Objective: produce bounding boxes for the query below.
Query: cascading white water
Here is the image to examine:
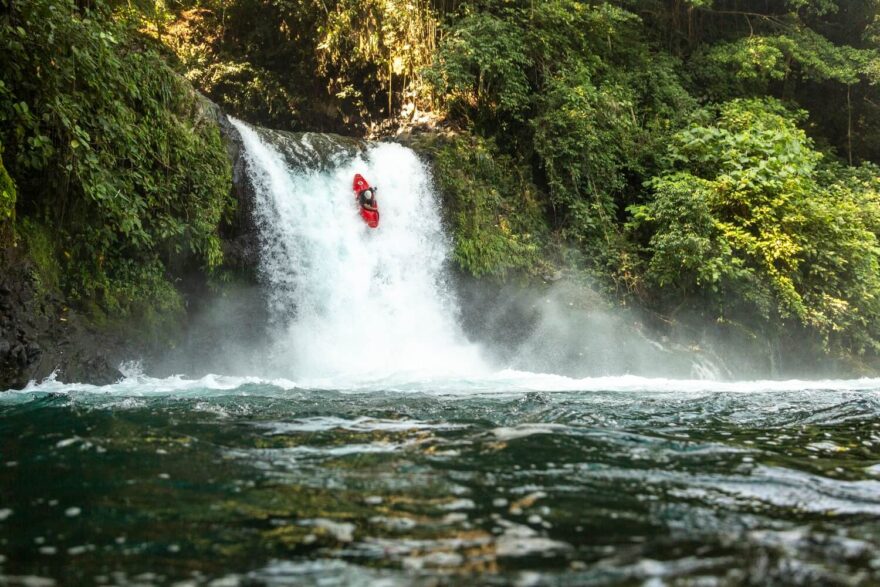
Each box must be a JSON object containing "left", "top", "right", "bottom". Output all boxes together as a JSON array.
[{"left": 232, "top": 119, "right": 488, "bottom": 382}]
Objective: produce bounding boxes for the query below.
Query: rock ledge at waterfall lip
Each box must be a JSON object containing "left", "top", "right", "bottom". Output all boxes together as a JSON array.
[{"left": 215, "top": 113, "right": 368, "bottom": 280}]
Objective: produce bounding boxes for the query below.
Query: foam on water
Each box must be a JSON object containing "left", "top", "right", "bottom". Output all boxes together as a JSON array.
[{"left": 6, "top": 367, "right": 880, "bottom": 400}]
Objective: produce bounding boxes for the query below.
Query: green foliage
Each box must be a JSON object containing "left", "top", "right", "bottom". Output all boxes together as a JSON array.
[
  {"left": 150, "top": 0, "right": 439, "bottom": 128},
  {"left": 697, "top": 29, "right": 875, "bottom": 97},
  {"left": 631, "top": 98, "right": 880, "bottom": 355},
  {"left": 522, "top": 7, "right": 695, "bottom": 286},
  {"left": 155, "top": 5, "right": 307, "bottom": 130},
  {"left": 17, "top": 219, "right": 61, "bottom": 293},
  {"left": 431, "top": 134, "right": 549, "bottom": 278},
  {"left": 533, "top": 64, "right": 637, "bottom": 231},
  {"left": 0, "top": 145, "right": 15, "bottom": 244},
  {"left": 528, "top": 0, "right": 641, "bottom": 67},
  {"left": 428, "top": 11, "right": 530, "bottom": 123},
  {"left": 97, "top": 258, "right": 183, "bottom": 321},
  {"left": 0, "top": 0, "right": 232, "bottom": 316},
  {"left": 629, "top": 173, "right": 742, "bottom": 294},
  {"left": 318, "top": 0, "right": 437, "bottom": 115},
  {"left": 786, "top": 0, "right": 839, "bottom": 16},
  {"left": 531, "top": 63, "right": 643, "bottom": 287},
  {"left": 189, "top": 62, "right": 300, "bottom": 130},
  {"left": 634, "top": 99, "right": 822, "bottom": 316}
]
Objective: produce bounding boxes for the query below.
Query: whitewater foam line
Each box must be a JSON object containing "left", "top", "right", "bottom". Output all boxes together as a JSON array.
[
  {"left": 9, "top": 371, "right": 299, "bottom": 396},
  {"left": 5, "top": 370, "right": 880, "bottom": 398}
]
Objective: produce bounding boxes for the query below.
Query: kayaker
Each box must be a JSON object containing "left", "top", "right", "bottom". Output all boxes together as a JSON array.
[{"left": 358, "top": 186, "right": 378, "bottom": 211}]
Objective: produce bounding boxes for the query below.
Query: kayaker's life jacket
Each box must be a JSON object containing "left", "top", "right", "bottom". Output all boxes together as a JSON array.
[{"left": 358, "top": 188, "right": 376, "bottom": 207}]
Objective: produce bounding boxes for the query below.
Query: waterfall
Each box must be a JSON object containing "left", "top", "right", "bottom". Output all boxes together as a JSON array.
[{"left": 231, "top": 119, "right": 487, "bottom": 383}]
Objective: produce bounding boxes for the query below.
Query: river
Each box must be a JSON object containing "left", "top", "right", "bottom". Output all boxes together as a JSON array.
[{"left": 1, "top": 122, "right": 878, "bottom": 586}]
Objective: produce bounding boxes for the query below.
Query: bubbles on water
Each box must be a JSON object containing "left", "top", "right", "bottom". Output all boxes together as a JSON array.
[
  {"left": 494, "top": 520, "right": 571, "bottom": 558},
  {"left": 3, "top": 381, "right": 880, "bottom": 584},
  {"left": 309, "top": 520, "right": 356, "bottom": 542},
  {"left": 55, "top": 437, "right": 79, "bottom": 449}
]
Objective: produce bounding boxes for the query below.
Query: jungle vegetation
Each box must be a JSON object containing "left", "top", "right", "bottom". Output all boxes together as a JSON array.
[
  {"left": 0, "top": 0, "right": 232, "bottom": 324},
  {"left": 2, "top": 0, "right": 880, "bottom": 367}
]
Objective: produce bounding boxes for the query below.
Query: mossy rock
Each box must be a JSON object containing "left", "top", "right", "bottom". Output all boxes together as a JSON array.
[
  {"left": 0, "top": 147, "right": 15, "bottom": 246},
  {"left": 17, "top": 219, "right": 60, "bottom": 295},
  {"left": 415, "top": 131, "right": 553, "bottom": 280}
]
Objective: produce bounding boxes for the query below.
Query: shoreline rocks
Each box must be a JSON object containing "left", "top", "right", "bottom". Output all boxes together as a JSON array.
[{"left": 0, "top": 249, "right": 123, "bottom": 389}]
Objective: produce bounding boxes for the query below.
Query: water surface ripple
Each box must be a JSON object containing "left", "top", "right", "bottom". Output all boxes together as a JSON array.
[{"left": 2, "top": 377, "right": 880, "bottom": 585}]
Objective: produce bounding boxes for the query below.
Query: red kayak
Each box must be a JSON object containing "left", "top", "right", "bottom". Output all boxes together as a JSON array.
[{"left": 353, "top": 173, "right": 379, "bottom": 228}]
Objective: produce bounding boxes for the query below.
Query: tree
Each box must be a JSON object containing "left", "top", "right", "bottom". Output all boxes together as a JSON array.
[{"left": 631, "top": 98, "right": 880, "bottom": 356}]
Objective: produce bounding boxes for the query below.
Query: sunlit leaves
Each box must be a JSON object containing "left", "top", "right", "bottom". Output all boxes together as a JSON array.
[
  {"left": 633, "top": 98, "right": 880, "bottom": 355},
  {"left": 318, "top": 0, "right": 438, "bottom": 116},
  {"left": 428, "top": 12, "right": 530, "bottom": 121}
]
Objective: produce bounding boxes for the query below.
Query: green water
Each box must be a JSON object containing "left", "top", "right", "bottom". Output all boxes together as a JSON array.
[{"left": 1, "top": 379, "right": 879, "bottom": 585}]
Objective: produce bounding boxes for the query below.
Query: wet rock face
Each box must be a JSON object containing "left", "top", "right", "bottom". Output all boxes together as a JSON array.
[
  {"left": 193, "top": 92, "right": 259, "bottom": 276},
  {"left": 0, "top": 251, "right": 122, "bottom": 390},
  {"left": 214, "top": 108, "right": 261, "bottom": 277},
  {"left": 0, "top": 271, "right": 40, "bottom": 388}
]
